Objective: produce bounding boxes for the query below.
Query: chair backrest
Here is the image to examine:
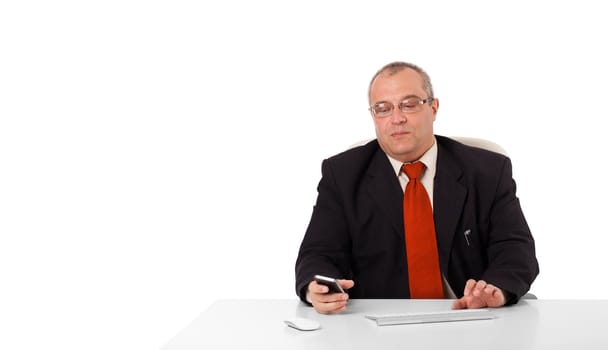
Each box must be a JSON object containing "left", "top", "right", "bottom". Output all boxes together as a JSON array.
[{"left": 449, "top": 136, "right": 507, "bottom": 156}]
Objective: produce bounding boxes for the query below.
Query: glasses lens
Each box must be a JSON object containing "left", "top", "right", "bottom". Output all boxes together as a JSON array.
[
  {"left": 399, "top": 97, "right": 423, "bottom": 112},
  {"left": 372, "top": 102, "right": 393, "bottom": 117}
]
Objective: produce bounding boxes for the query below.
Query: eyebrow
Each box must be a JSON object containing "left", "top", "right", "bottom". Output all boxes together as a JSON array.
[{"left": 372, "top": 94, "right": 423, "bottom": 105}]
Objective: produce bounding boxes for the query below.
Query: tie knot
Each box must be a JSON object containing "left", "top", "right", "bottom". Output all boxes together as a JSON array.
[{"left": 402, "top": 162, "right": 425, "bottom": 180}]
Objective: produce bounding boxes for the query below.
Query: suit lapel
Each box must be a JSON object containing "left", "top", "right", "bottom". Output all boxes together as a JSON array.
[
  {"left": 363, "top": 140, "right": 468, "bottom": 268},
  {"left": 365, "top": 149, "right": 405, "bottom": 242},
  {"left": 433, "top": 141, "right": 467, "bottom": 274}
]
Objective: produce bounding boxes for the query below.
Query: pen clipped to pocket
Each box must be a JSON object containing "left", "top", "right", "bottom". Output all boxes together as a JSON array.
[{"left": 464, "top": 229, "right": 471, "bottom": 246}]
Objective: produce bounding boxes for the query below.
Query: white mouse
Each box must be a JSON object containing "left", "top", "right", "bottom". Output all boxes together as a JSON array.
[{"left": 284, "top": 317, "right": 321, "bottom": 331}]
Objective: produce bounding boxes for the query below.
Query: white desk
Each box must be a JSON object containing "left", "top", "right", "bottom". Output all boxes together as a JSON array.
[{"left": 161, "top": 299, "right": 608, "bottom": 349}]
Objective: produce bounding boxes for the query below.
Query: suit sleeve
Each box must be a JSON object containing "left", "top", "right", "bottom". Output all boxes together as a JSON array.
[
  {"left": 482, "top": 157, "right": 539, "bottom": 303},
  {"left": 294, "top": 159, "right": 352, "bottom": 303}
]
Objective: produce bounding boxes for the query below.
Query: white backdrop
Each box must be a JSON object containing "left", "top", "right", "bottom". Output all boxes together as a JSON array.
[{"left": 1, "top": 1, "right": 607, "bottom": 349}]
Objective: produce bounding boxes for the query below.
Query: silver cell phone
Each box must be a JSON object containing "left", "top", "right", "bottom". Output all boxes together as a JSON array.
[{"left": 314, "top": 274, "right": 345, "bottom": 293}]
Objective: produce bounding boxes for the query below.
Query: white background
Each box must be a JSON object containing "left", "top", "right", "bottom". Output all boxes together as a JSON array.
[{"left": 1, "top": 1, "right": 607, "bottom": 349}]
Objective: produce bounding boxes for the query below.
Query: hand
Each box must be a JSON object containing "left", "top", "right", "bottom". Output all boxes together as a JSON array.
[
  {"left": 452, "top": 279, "right": 506, "bottom": 309},
  {"left": 307, "top": 279, "right": 355, "bottom": 314}
]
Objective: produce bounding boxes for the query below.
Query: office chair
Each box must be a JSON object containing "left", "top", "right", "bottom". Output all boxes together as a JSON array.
[
  {"left": 448, "top": 136, "right": 508, "bottom": 156},
  {"left": 521, "top": 292, "right": 537, "bottom": 299}
]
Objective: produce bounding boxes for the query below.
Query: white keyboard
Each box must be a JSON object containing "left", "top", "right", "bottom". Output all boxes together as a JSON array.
[{"left": 365, "top": 309, "right": 495, "bottom": 326}]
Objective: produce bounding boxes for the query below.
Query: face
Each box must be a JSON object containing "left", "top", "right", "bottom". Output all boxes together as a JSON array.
[{"left": 369, "top": 68, "right": 438, "bottom": 163}]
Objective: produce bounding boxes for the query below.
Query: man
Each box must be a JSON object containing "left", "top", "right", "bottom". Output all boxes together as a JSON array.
[{"left": 295, "top": 61, "right": 539, "bottom": 314}]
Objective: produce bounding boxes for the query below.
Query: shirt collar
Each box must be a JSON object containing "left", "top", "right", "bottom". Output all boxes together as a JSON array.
[{"left": 386, "top": 137, "right": 438, "bottom": 179}]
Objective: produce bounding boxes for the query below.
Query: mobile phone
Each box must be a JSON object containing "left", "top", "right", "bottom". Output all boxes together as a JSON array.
[{"left": 313, "top": 274, "right": 345, "bottom": 294}]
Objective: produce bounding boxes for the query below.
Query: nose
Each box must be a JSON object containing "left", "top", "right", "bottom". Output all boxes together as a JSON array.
[{"left": 389, "top": 106, "right": 407, "bottom": 124}]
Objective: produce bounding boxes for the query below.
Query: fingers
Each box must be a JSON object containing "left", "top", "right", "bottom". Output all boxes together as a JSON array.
[
  {"left": 451, "top": 298, "right": 467, "bottom": 309},
  {"left": 455, "top": 279, "right": 507, "bottom": 309},
  {"left": 307, "top": 280, "right": 352, "bottom": 314},
  {"left": 471, "top": 280, "right": 487, "bottom": 297},
  {"left": 463, "top": 279, "right": 477, "bottom": 296},
  {"left": 308, "top": 280, "right": 330, "bottom": 294},
  {"left": 312, "top": 296, "right": 349, "bottom": 314},
  {"left": 338, "top": 279, "right": 355, "bottom": 290},
  {"left": 452, "top": 294, "right": 486, "bottom": 309},
  {"left": 484, "top": 285, "right": 506, "bottom": 307}
]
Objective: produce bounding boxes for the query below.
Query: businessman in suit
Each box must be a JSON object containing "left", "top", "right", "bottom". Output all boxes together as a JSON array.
[{"left": 295, "top": 62, "right": 539, "bottom": 314}]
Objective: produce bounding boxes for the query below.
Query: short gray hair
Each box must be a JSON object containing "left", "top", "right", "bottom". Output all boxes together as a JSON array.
[{"left": 368, "top": 61, "right": 434, "bottom": 103}]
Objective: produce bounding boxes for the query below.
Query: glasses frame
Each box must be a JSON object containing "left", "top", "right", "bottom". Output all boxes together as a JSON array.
[{"left": 369, "top": 96, "right": 434, "bottom": 118}]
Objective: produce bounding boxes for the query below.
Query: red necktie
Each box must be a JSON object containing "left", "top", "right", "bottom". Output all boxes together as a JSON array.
[{"left": 402, "top": 162, "right": 444, "bottom": 298}]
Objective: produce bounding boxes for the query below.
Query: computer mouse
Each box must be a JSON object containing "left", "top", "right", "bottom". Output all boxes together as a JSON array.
[{"left": 284, "top": 317, "right": 321, "bottom": 331}]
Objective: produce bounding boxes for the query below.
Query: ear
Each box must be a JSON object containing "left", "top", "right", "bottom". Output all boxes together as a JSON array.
[{"left": 431, "top": 98, "right": 439, "bottom": 120}]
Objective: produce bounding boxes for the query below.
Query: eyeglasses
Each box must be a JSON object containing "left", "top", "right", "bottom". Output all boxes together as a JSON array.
[{"left": 369, "top": 96, "right": 434, "bottom": 118}]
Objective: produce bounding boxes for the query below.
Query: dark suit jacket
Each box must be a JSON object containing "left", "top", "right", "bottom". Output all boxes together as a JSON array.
[{"left": 295, "top": 135, "right": 539, "bottom": 304}]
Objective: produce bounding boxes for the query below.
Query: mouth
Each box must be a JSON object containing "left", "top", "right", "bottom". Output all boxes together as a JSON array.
[{"left": 391, "top": 131, "right": 411, "bottom": 137}]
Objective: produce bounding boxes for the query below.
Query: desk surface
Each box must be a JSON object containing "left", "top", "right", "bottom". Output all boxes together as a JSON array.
[{"left": 161, "top": 299, "right": 608, "bottom": 350}]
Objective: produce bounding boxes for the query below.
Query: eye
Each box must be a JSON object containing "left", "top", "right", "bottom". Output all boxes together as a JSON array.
[
  {"left": 401, "top": 98, "right": 422, "bottom": 109},
  {"left": 373, "top": 102, "right": 392, "bottom": 114}
]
